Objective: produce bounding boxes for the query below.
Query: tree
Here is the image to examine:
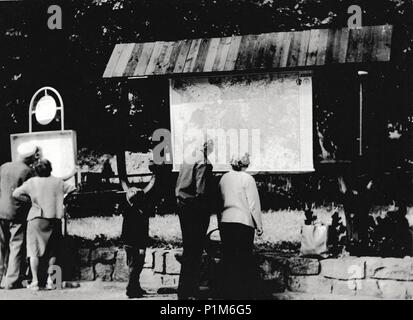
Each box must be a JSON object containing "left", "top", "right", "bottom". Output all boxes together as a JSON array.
[{"left": 1, "top": 0, "right": 412, "bottom": 165}]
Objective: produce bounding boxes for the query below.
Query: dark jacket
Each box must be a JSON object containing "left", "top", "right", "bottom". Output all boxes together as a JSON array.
[{"left": 0, "top": 161, "right": 33, "bottom": 222}]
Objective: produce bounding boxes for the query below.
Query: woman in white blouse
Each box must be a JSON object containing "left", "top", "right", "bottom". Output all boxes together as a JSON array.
[{"left": 218, "top": 153, "right": 263, "bottom": 299}]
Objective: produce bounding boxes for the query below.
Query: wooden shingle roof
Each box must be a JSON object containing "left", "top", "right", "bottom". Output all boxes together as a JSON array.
[{"left": 103, "top": 25, "right": 393, "bottom": 78}]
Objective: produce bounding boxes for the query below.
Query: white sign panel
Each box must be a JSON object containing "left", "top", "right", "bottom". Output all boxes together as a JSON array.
[
  {"left": 170, "top": 72, "right": 314, "bottom": 172},
  {"left": 10, "top": 130, "right": 77, "bottom": 180}
]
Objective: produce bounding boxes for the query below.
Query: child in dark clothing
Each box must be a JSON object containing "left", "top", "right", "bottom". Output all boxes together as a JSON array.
[{"left": 121, "top": 161, "right": 157, "bottom": 299}]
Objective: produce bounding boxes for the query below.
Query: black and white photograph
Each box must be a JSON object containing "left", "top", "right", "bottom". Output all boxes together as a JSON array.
[{"left": 0, "top": 0, "right": 413, "bottom": 307}]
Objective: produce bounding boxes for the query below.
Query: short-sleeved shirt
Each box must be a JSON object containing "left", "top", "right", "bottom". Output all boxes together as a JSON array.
[
  {"left": 0, "top": 161, "right": 33, "bottom": 222},
  {"left": 13, "top": 176, "right": 75, "bottom": 221}
]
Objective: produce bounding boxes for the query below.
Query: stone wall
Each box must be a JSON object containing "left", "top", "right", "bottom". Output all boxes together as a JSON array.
[
  {"left": 63, "top": 242, "right": 413, "bottom": 299},
  {"left": 259, "top": 254, "right": 413, "bottom": 299}
]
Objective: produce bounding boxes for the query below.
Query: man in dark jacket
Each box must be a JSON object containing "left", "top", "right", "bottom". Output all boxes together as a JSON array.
[
  {"left": 175, "top": 140, "right": 214, "bottom": 300},
  {"left": 0, "top": 144, "right": 40, "bottom": 289}
]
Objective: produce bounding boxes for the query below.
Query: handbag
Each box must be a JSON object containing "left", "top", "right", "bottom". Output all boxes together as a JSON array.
[{"left": 300, "top": 224, "right": 329, "bottom": 258}]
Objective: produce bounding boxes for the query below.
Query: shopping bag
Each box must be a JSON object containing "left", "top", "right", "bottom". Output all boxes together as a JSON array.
[{"left": 300, "top": 224, "right": 329, "bottom": 257}]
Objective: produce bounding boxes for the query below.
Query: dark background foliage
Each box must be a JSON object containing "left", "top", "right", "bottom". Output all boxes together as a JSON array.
[{"left": 1, "top": 0, "right": 413, "bottom": 164}]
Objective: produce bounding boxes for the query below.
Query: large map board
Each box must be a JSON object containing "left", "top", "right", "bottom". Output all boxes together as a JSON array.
[{"left": 170, "top": 72, "right": 314, "bottom": 172}]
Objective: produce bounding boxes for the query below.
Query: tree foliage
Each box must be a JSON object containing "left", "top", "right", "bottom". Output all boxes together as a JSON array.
[{"left": 1, "top": 0, "right": 412, "bottom": 163}]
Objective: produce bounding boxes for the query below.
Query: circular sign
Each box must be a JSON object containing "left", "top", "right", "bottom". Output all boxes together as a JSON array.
[{"left": 35, "top": 95, "right": 57, "bottom": 125}]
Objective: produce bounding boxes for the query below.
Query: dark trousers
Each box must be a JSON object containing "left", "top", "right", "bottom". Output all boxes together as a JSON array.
[
  {"left": 177, "top": 200, "right": 210, "bottom": 299},
  {"left": 220, "top": 222, "right": 255, "bottom": 300},
  {"left": 124, "top": 246, "right": 145, "bottom": 295},
  {"left": 0, "top": 219, "right": 26, "bottom": 289}
]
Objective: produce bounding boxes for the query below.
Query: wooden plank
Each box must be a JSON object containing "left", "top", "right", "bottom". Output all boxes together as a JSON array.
[
  {"left": 173, "top": 39, "right": 192, "bottom": 73},
  {"left": 166, "top": 40, "right": 185, "bottom": 74},
  {"left": 133, "top": 42, "right": 155, "bottom": 76},
  {"left": 145, "top": 41, "right": 165, "bottom": 75},
  {"left": 316, "top": 29, "right": 329, "bottom": 65},
  {"left": 272, "top": 32, "right": 288, "bottom": 68},
  {"left": 203, "top": 37, "right": 220, "bottom": 72},
  {"left": 252, "top": 33, "right": 271, "bottom": 69},
  {"left": 297, "top": 30, "right": 311, "bottom": 66},
  {"left": 306, "top": 29, "right": 321, "bottom": 66},
  {"left": 193, "top": 38, "right": 211, "bottom": 73},
  {"left": 279, "top": 32, "right": 293, "bottom": 68},
  {"left": 153, "top": 41, "right": 175, "bottom": 75},
  {"left": 287, "top": 31, "right": 302, "bottom": 67},
  {"left": 112, "top": 43, "right": 136, "bottom": 77},
  {"left": 257, "top": 33, "right": 275, "bottom": 69},
  {"left": 346, "top": 28, "right": 363, "bottom": 63},
  {"left": 122, "top": 43, "right": 144, "bottom": 77},
  {"left": 235, "top": 35, "right": 255, "bottom": 70},
  {"left": 375, "top": 25, "right": 393, "bottom": 62},
  {"left": 262, "top": 33, "right": 280, "bottom": 68},
  {"left": 183, "top": 39, "right": 202, "bottom": 73},
  {"left": 213, "top": 36, "right": 232, "bottom": 71},
  {"left": 223, "top": 36, "right": 242, "bottom": 71},
  {"left": 244, "top": 34, "right": 260, "bottom": 70},
  {"left": 337, "top": 28, "right": 349, "bottom": 63},
  {"left": 325, "top": 28, "right": 340, "bottom": 64},
  {"left": 361, "top": 26, "right": 375, "bottom": 63},
  {"left": 103, "top": 44, "right": 124, "bottom": 78}
]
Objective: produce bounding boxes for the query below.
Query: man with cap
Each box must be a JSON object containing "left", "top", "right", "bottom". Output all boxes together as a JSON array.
[{"left": 0, "top": 143, "right": 40, "bottom": 289}]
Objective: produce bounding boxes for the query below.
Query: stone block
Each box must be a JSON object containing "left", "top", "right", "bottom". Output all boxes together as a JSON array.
[
  {"left": 331, "top": 279, "right": 357, "bottom": 296},
  {"left": 320, "top": 257, "right": 365, "bottom": 280},
  {"left": 91, "top": 247, "right": 117, "bottom": 263},
  {"left": 94, "top": 263, "right": 114, "bottom": 281},
  {"left": 113, "top": 249, "right": 128, "bottom": 282},
  {"left": 287, "top": 276, "right": 332, "bottom": 294},
  {"left": 153, "top": 250, "right": 166, "bottom": 274},
  {"left": 144, "top": 249, "right": 154, "bottom": 269},
  {"left": 78, "top": 248, "right": 91, "bottom": 266},
  {"left": 159, "top": 274, "right": 179, "bottom": 288},
  {"left": 258, "top": 254, "right": 289, "bottom": 281},
  {"left": 377, "top": 280, "right": 408, "bottom": 299},
  {"left": 403, "top": 282, "right": 413, "bottom": 299},
  {"left": 355, "top": 279, "right": 382, "bottom": 298},
  {"left": 366, "top": 257, "right": 413, "bottom": 281},
  {"left": 288, "top": 257, "right": 320, "bottom": 276},
  {"left": 165, "top": 251, "right": 181, "bottom": 275},
  {"left": 79, "top": 266, "right": 94, "bottom": 281}
]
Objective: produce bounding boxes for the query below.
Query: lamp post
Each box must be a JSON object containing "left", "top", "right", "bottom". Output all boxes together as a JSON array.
[{"left": 29, "top": 86, "right": 64, "bottom": 132}]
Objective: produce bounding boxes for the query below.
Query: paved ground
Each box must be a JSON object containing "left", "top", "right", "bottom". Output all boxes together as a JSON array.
[
  {"left": 0, "top": 269, "right": 177, "bottom": 300},
  {"left": 0, "top": 269, "right": 382, "bottom": 300},
  {"left": 0, "top": 283, "right": 384, "bottom": 300},
  {"left": 0, "top": 281, "right": 177, "bottom": 300}
]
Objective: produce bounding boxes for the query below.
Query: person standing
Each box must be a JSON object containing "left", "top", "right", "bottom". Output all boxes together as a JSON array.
[
  {"left": 218, "top": 153, "right": 263, "bottom": 299},
  {"left": 175, "top": 140, "right": 214, "bottom": 300},
  {"left": 121, "top": 160, "right": 158, "bottom": 299},
  {"left": 12, "top": 159, "right": 76, "bottom": 290},
  {"left": 0, "top": 144, "right": 41, "bottom": 289}
]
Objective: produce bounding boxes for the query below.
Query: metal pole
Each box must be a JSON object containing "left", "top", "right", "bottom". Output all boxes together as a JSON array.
[
  {"left": 357, "top": 71, "right": 368, "bottom": 156},
  {"left": 359, "top": 80, "right": 363, "bottom": 156}
]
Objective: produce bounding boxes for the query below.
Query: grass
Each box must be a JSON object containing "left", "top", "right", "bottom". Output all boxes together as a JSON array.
[{"left": 67, "top": 207, "right": 346, "bottom": 251}]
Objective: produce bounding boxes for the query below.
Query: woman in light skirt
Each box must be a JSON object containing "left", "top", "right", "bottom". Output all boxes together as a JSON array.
[{"left": 13, "top": 159, "right": 76, "bottom": 290}]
